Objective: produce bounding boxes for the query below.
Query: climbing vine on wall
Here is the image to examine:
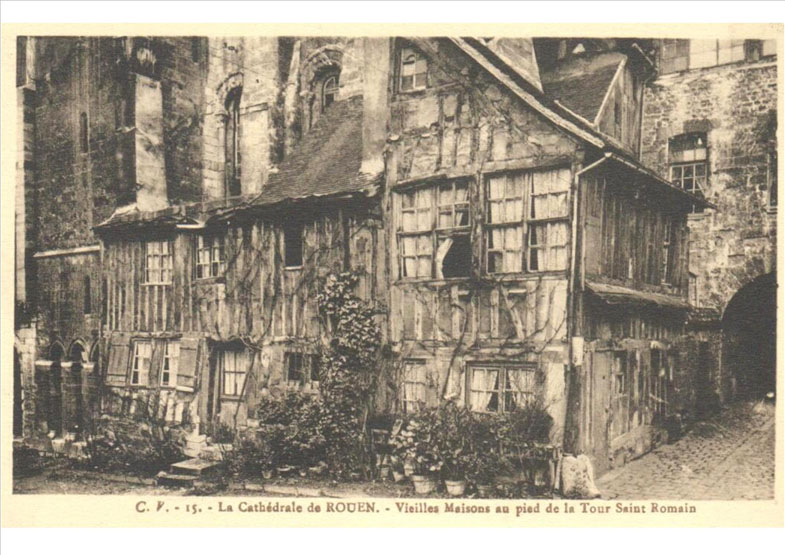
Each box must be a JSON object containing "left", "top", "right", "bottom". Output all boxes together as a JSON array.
[{"left": 315, "top": 271, "right": 383, "bottom": 477}]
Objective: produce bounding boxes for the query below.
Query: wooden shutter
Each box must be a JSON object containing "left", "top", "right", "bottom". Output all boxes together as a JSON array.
[
  {"left": 149, "top": 338, "right": 166, "bottom": 387},
  {"left": 105, "top": 333, "right": 131, "bottom": 386},
  {"left": 176, "top": 336, "right": 202, "bottom": 392},
  {"left": 583, "top": 177, "right": 603, "bottom": 277}
]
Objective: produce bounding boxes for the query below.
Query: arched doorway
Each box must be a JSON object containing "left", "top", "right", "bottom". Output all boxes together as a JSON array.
[
  {"left": 722, "top": 272, "right": 777, "bottom": 399},
  {"left": 48, "top": 342, "right": 65, "bottom": 436},
  {"left": 68, "top": 342, "right": 86, "bottom": 437}
]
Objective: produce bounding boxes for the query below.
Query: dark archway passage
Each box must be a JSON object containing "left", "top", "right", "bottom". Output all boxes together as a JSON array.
[{"left": 722, "top": 272, "right": 777, "bottom": 399}]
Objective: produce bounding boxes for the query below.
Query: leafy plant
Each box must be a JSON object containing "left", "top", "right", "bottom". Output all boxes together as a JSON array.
[
  {"left": 255, "top": 393, "right": 326, "bottom": 469},
  {"left": 388, "top": 410, "right": 443, "bottom": 477},
  {"left": 13, "top": 444, "right": 46, "bottom": 478},
  {"left": 430, "top": 402, "right": 475, "bottom": 480},
  {"left": 83, "top": 416, "right": 185, "bottom": 477},
  {"left": 314, "top": 271, "right": 383, "bottom": 478},
  {"left": 224, "top": 436, "right": 274, "bottom": 479},
  {"left": 210, "top": 421, "right": 237, "bottom": 444}
]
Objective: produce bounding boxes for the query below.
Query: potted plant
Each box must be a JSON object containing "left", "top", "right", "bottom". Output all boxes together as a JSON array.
[
  {"left": 406, "top": 411, "right": 443, "bottom": 495},
  {"left": 388, "top": 419, "right": 415, "bottom": 480},
  {"left": 432, "top": 402, "right": 474, "bottom": 496},
  {"left": 464, "top": 412, "right": 509, "bottom": 497},
  {"left": 390, "top": 456, "right": 406, "bottom": 483},
  {"left": 466, "top": 450, "right": 506, "bottom": 497}
]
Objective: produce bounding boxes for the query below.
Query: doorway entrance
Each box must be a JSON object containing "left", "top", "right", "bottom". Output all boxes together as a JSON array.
[{"left": 722, "top": 272, "right": 777, "bottom": 399}]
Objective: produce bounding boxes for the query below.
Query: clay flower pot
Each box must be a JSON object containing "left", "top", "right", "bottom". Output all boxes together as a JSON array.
[
  {"left": 411, "top": 474, "right": 437, "bottom": 495},
  {"left": 476, "top": 484, "right": 493, "bottom": 498},
  {"left": 444, "top": 479, "right": 467, "bottom": 496}
]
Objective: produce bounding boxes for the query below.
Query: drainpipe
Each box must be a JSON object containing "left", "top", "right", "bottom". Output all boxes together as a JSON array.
[
  {"left": 564, "top": 153, "right": 611, "bottom": 456},
  {"left": 568, "top": 152, "right": 611, "bottom": 342},
  {"left": 570, "top": 153, "right": 612, "bottom": 312}
]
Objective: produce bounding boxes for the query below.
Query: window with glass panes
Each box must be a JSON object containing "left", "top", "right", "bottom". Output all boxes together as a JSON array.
[
  {"left": 397, "top": 181, "right": 471, "bottom": 279},
  {"left": 669, "top": 133, "right": 707, "bottom": 212},
  {"left": 401, "top": 360, "right": 427, "bottom": 413},
  {"left": 195, "top": 235, "right": 225, "bottom": 279},
  {"left": 662, "top": 220, "right": 677, "bottom": 285},
  {"left": 661, "top": 39, "right": 748, "bottom": 73},
  {"left": 398, "top": 187, "right": 434, "bottom": 278},
  {"left": 486, "top": 173, "right": 524, "bottom": 273},
  {"left": 485, "top": 169, "right": 570, "bottom": 274},
  {"left": 467, "top": 364, "right": 536, "bottom": 413},
  {"left": 285, "top": 352, "right": 319, "bottom": 386},
  {"left": 160, "top": 340, "right": 180, "bottom": 387},
  {"left": 399, "top": 47, "right": 427, "bottom": 92},
  {"left": 220, "top": 349, "right": 247, "bottom": 397},
  {"left": 130, "top": 340, "right": 152, "bottom": 386},
  {"left": 144, "top": 241, "right": 173, "bottom": 284}
]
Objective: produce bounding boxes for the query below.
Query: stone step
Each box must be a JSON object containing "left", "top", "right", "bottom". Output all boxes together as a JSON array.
[
  {"left": 156, "top": 471, "right": 198, "bottom": 488},
  {"left": 169, "top": 458, "right": 221, "bottom": 477}
]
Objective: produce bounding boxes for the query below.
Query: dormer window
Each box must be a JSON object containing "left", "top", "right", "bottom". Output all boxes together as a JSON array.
[
  {"left": 400, "top": 47, "right": 428, "bottom": 92},
  {"left": 322, "top": 74, "right": 339, "bottom": 111}
]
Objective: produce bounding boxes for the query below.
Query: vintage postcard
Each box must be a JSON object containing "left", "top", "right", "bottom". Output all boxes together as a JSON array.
[{"left": 1, "top": 20, "right": 782, "bottom": 528}]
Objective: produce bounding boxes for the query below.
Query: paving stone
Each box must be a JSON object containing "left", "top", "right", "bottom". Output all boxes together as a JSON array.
[{"left": 597, "top": 401, "right": 775, "bottom": 500}]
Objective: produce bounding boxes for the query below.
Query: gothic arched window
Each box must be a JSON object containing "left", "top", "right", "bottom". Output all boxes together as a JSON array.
[
  {"left": 225, "top": 87, "right": 242, "bottom": 197},
  {"left": 322, "top": 74, "right": 339, "bottom": 111}
]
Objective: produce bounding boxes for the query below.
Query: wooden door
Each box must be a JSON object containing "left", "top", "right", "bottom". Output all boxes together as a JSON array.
[{"left": 589, "top": 349, "right": 612, "bottom": 475}]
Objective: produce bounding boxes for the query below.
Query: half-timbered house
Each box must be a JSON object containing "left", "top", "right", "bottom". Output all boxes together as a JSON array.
[{"left": 17, "top": 35, "right": 717, "bottom": 476}]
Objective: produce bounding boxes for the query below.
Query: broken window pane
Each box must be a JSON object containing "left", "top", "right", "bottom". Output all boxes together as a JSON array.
[
  {"left": 397, "top": 180, "right": 471, "bottom": 279},
  {"left": 437, "top": 234, "right": 471, "bottom": 278}
]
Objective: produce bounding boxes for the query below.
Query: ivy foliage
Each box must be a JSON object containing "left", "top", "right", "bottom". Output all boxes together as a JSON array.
[
  {"left": 315, "top": 271, "right": 383, "bottom": 477},
  {"left": 246, "top": 271, "right": 384, "bottom": 479}
]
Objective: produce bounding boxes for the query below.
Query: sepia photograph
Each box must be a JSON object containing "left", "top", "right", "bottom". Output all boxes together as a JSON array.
[{"left": 2, "top": 16, "right": 781, "bottom": 530}]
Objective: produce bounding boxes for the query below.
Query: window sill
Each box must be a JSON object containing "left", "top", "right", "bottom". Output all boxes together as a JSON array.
[
  {"left": 194, "top": 276, "right": 225, "bottom": 285},
  {"left": 395, "top": 86, "right": 429, "bottom": 97},
  {"left": 284, "top": 265, "right": 303, "bottom": 272},
  {"left": 395, "top": 276, "right": 472, "bottom": 286},
  {"left": 687, "top": 212, "right": 708, "bottom": 221},
  {"left": 220, "top": 395, "right": 243, "bottom": 402},
  {"left": 394, "top": 271, "right": 567, "bottom": 286},
  {"left": 142, "top": 282, "right": 173, "bottom": 287}
]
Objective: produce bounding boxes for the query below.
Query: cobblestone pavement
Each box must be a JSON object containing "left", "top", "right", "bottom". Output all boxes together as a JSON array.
[{"left": 597, "top": 401, "right": 776, "bottom": 500}]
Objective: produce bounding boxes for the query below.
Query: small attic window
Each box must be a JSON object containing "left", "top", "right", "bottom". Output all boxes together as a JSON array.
[{"left": 400, "top": 47, "right": 428, "bottom": 92}]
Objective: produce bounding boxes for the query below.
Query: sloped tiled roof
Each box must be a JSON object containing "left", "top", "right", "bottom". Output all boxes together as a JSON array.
[
  {"left": 252, "top": 95, "right": 378, "bottom": 207},
  {"left": 540, "top": 51, "right": 625, "bottom": 123}
]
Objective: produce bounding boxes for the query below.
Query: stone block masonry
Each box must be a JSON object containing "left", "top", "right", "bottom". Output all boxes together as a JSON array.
[{"left": 641, "top": 59, "right": 777, "bottom": 313}]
